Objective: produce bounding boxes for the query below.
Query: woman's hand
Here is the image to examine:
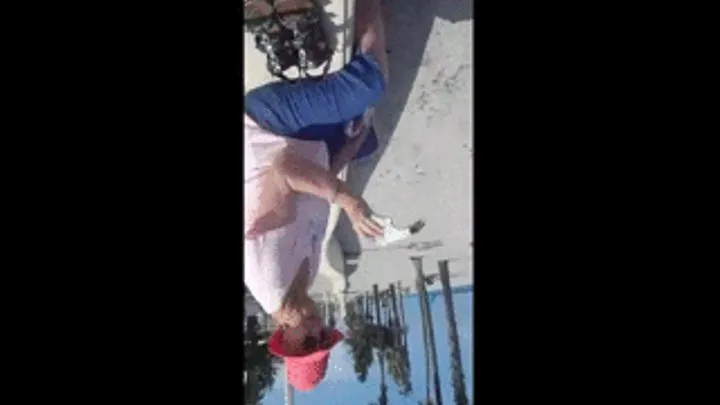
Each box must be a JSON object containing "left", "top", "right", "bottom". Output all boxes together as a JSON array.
[
  {"left": 336, "top": 190, "right": 384, "bottom": 239},
  {"left": 330, "top": 108, "right": 375, "bottom": 176},
  {"left": 272, "top": 148, "right": 383, "bottom": 238}
]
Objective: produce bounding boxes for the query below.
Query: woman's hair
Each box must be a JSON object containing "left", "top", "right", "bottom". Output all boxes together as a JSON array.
[
  {"left": 272, "top": 257, "right": 317, "bottom": 328},
  {"left": 302, "top": 328, "right": 329, "bottom": 352},
  {"left": 274, "top": 292, "right": 318, "bottom": 328},
  {"left": 274, "top": 293, "right": 327, "bottom": 356}
]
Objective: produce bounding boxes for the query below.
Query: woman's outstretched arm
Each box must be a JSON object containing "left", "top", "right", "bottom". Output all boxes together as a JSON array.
[{"left": 272, "top": 149, "right": 384, "bottom": 238}]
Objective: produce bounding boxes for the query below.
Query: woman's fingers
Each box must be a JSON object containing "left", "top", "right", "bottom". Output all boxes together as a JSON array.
[
  {"left": 355, "top": 224, "right": 378, "bottom": 238},
  {"left": 363, "top": 217, "right": 384, "bottom": 235},
  {"left": 345, "top": 196, "right": 384, "bottom": 238},
  {"left": 353, "top": 217, "right": 384, "bottom": 238}
]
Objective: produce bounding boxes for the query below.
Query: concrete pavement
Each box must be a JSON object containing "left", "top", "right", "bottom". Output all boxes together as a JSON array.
[
  {"left": 243, "top": 0, "right": 474, "bottom": 298},
  {"left": 313, "top": 0, "right": 473, "bottom": 296}
]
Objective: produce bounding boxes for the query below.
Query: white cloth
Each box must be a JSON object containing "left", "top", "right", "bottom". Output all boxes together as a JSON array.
[
  {"left": 244, "top": 115, "right": 330, "bottom": 313},
  {"left": 371, "top": 214, "right": 412, "bottom": 247}
]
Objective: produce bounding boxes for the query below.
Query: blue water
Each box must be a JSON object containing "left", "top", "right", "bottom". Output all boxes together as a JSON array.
[{"left": 260, "top": 287, "right": 474, "bottom": 405}]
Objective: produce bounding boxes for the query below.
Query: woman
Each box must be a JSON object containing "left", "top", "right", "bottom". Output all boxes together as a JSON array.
[{"left": 244, "top": 0, "right": 389, "bottom": 391}]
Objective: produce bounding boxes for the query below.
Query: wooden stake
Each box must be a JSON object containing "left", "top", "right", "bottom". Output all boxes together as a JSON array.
[
  {"left": 439, "top": 260, "right": 468, "bottom": 405},
  {"left": 411, "top": 256, "right": 443, "bottom": 405}
]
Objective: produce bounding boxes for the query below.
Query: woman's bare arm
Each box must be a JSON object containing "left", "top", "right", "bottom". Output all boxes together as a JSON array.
[
  {"left": 271, "top": 148, "right": 384, "bottom": 237},
  {"left": 245, "top": 149, "right": 343, "bottom": 239},
  {"left": 272, "top": 148, "right": 345, "bottom": 203}
]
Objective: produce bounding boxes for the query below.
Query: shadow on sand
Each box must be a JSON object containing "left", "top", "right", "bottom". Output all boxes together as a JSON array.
[{"left": 334, "top": 0, "right": 473, "bottom": 282}]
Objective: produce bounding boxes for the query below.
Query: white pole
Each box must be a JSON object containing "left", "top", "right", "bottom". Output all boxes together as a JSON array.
[
  {"left": 325, "top": 291, "right": 332, "bottom": 324},
  {"left": 284, "top": 363, "right": 294, "bottom": 405},
  {"left": 340, "top": 293, "right": 347, "bottom": 320}
]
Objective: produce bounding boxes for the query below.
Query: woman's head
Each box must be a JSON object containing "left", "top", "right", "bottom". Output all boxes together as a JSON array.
[
  {"left": 273, "top": 292, "right": 330, "bottom": 355},
  {"left": 267, "top": 257, "right": 343, "bottom": 389},
  {"left": 267, "top": 296, "right": 345, "bottom": 391}
]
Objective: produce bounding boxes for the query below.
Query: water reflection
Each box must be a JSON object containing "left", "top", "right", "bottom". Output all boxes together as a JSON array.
[{"left": 244, "top": 283, "right": 473, "bottom": 405}]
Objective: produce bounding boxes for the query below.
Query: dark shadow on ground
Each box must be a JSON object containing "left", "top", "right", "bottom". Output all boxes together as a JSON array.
[
  {"left": 315, "top": 0, "right": 350, "bottom": 56},
  {"left": 334, "top": 0, "right": 473, "bottom": 283}
]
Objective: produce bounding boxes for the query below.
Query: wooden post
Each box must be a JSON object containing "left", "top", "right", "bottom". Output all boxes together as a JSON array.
[
  {"left": 411, "top": 257, "right": 431, "bottom": 404},
  {"left": 398, "top": 281, "right": 407, "bottom": 345},
  {"left": 383, "top": 292, "right": 390, "bottom": 328},
  {"left": 373, "top": 283, "right": 388, "bottom": 405},
  {"left": 411, "top": 256, "right": 443, "bottom": 405},
  {"left": 373, "top": 284, "right": 382, "bottom": 327},
  {"left": 388, "top": 284, "right": 399, "bottom": 346},
  {"left": 365, "top": 291, "right": 371, "bottom": 321},
  {"left": 389, "top": 284, "right": 400, "bottom": 327},
  {"left": 397, "top": 281, "right": 406, "bottom": 343},
  {"left": 439, "top": 260, "right": 468, "bottom": 405}
]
